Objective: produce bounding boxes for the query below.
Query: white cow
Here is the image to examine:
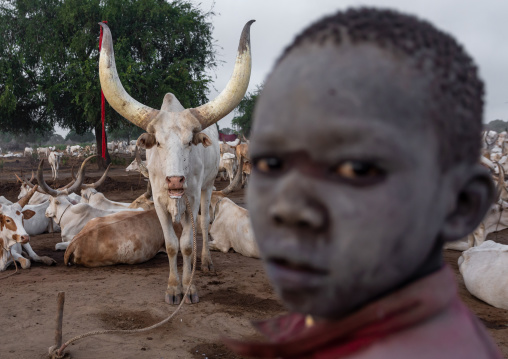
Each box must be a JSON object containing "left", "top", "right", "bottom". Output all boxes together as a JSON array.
[
  {"left": 16, "top": 174, "right": 81, "bottom": 205},
  {"left": 24, "top": 147, "right": 34, "bottom": 157},
  {"left": 48, "top": 151, "right": 63, "bottom": 180},
  {"left": 459, "top": 240, "right": 508, "bottom": 310},
  {"left": 222, "top": 153, "right": 237, "bottom": 184},
  {"left": 0, "top": 196, "right": 12, "bottom": 206},
  {"left": 208, "top": 192, "right": 259, "bottom": 258},
  {"left": 23, "top": 200, "right": 61, "bottom": 235},
  {"left": 99, "top": 20, "right": 253, "bottom": 304},
  {"left": 37, "top": 147, "right": 50, "bottom": 158},
  {"left": 0, "top": 186, "right": 56, "bottom": 271}
]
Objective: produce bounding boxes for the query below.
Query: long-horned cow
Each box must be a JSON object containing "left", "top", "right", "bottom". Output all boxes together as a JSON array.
[{"left": 98, "top": 21, "right": 254, "bottom": 304}]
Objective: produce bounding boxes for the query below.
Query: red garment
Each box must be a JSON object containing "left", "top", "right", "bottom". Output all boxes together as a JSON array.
[{"left": 223, "top": 266, "right": 502, "bottom": 359}]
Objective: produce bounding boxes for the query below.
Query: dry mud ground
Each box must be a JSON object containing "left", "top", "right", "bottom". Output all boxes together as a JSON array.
[{"left": 0, "top": 156, "right": 506, "bottom": 358}]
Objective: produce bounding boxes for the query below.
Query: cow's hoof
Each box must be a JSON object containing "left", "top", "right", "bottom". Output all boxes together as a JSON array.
[
  {"left": 19, "top": 257, "right": 31, "bottom": 269},
  {"left": 41, "top": 256, "right": 56, "bottom": 266},
  {"left": 165, "top": 287, "right": 183, "bottom": 305},
  {"left": 200, "top": 260, "right": 215, "bottom": 273},
  {"left": 184, "top": 285, "right": 199, "bottom": 304}
]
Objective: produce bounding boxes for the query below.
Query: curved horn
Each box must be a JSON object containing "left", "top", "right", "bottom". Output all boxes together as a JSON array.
[
  {"left": 36, "top": 160, "right": 60, "bottom": 197},
  {"left": 82, "top": 164, "right": 111, "bottom": 189},
  {"left": 64, "top": 155, "right": 96, "bottom": 194},
  {"left": 98, "top": 22, "right": 159, "bottom": 130},
  {"left": 17, "top": 184, "right": 38, "bottom": 208},
  {"left": 189, "top": 20, "right": 255, "bottom": 129},
  {"left": 221, "top": 156, "right": 244, "bottom": 195},
  {"left": 135, "top": 146, "right": 149, "bottom": 178},
  {"left": 15, "top": 174, "right": 23, "bottom": 183}
]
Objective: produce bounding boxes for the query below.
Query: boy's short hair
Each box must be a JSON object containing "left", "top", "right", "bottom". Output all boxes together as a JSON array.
[{"left": 276, "top": 8, "right": 484, "bottom": 169}]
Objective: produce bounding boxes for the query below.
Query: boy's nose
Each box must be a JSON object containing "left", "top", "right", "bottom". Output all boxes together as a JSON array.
[{"left": 269, "top": 201, "right": 325, "bottom": 229}]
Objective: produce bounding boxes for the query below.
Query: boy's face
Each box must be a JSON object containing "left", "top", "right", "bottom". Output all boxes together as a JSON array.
[{"left": 248, "top": 42, "right": 452, "bottom": 318}]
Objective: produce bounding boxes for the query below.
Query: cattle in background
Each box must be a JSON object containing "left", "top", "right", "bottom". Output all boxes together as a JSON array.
[
  {"left": 459, "top": 240, "right": 508, "bottom": 310},
  {"left": 24, "top": 147, "right": 34, "bottom": 157},
  {"left": 99, "top": 20, "right": 253, "bottom": 304},
  {"left": 48, "top": 151, "right": 63, "bottom": 180},
  {"left": 0, "top": 185, "right": 56, "bottom": 271},
  {"left": 37, "top": 147, "right": 50, "bottom": 158},
  {"left": 242, "top": 160, "right": 252, "bottom": 187},
  {"left": 208, "top": 191, "right": 259, "bottom": 259},
  {"left": 222, "top": 153, "right": 237, "bottom": 184},
  {"left": 16, "top": 173, "right": 81, "bottom": 205}
]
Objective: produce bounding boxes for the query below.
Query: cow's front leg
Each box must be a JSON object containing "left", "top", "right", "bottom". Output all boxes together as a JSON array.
[
  {"left": 10, "top": 247, "right": 31, "bottom": 269},
  {"left": 200, "top": 188, "right": 215, "bottom": 272},
  {"left": 23, "top": 243, "right": 56, "bottom": 266},
  {"left": 155, "top": 203, "right": 182, "bottom": 305},
  {"left": 180, "top": 196, "right": 199, "bottom": 303}
]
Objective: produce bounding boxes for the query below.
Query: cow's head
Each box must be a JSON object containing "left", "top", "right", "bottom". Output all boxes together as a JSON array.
[
  {"left": 98, "top": 21, "right": 254, "bottom": 200},
  {"left": 0, "top": 186, "right": 38, "bottom": 248}
]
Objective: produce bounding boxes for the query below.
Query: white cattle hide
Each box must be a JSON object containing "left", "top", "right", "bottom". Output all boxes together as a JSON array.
[
  {"left": 222, "top": 153, "right": 237, "bottom": 184},
  {"left": 80, "top": 188, "right": 139, "bottom": 211},
  {"left": 0, "top": 196, "right": 12, "bottom": 206},
  {"left": 23, "top": 201, "right": 60, "bottom": 235},
  {"left": 24, "top": 147, "right": 33, "bottom": 157},
  {"left": 459, "top": 240, "right": 508, "bottom": 310},
  {"left": 48, "top": 151, "right": 63, "bottom": 180},
  {"left": 46, "top": 195, "right": 138, "bottom": 251},
  {"left": 208, "top": 193, "right": 259, "bottom": 258}
]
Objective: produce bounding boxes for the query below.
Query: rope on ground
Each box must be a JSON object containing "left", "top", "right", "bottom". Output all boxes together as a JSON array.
[{"left": 49, "top": 194, "right": 197, "bottom": 358}]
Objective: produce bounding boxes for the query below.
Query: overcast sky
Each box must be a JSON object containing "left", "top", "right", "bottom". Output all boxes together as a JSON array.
[
  {"left": 58, "top": 0, "right": 508, "bottom": 136},
  {"left": 192, "top": 0, "right": 508, "bottom": 130}
]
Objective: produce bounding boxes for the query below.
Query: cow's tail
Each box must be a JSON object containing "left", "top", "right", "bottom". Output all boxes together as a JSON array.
[{"left": 63, "top": 240, "right": 78, "bottom": 266}]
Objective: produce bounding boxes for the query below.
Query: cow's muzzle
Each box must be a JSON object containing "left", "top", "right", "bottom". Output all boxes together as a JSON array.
[{"left": 166, "top": 176, "right": 185, "bottom": 198}]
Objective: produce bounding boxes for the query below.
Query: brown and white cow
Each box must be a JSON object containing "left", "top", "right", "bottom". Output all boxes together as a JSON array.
[
  {"left": 0, "top": 185, "right": 56, "bottom": 271},
  {"left": 64, "top": 210, "right": 182, "bottom": 267}
]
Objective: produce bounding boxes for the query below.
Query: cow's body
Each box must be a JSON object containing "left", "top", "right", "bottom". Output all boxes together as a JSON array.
[
  {"left": 23, "top": 201, "right": 60, "bottom": 235},
  {"left": 209, "top": 192, "right": 259, "bottom": 258},
  {"left": 222, "top": 153, "right": 237, "bottom": 184},
  {"left": 48, "top": 151, "right": 63, "bottom": 180},
  {"left": 64, "top": 210, "right": 181, "bottom": 267},
  {"left": 37, "top": 147, "right": 50, "bottom": 158},
  {"left": 80, "top": 188, "right": 133, "bottom": 210},
  {"left": 24, "top": 147, "right": 33, "bottom": 157},
  {"left": 0, "top": 196, "right": 12, "bottom": 205},
  {"left": 459, "top": 240, "right": 508, "bottom": 310}
]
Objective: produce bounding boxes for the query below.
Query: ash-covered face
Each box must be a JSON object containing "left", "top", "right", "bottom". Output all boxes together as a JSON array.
[{"left": 248, "top": 42, "right": 478, "bottom": 319}]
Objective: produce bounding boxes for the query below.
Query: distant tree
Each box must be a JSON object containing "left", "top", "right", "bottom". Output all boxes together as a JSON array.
[
  {"left": 0, "top": 0, "right": 217, "bottom": 168},
  {"left": 65, "top": 130, "right": 95, "bottom": 143},
  {"left": 485, "top": 119, "right": 508, "bottom": 133},
  {"left": 232, "top": 85, "right": 262, "bottom": 137}
]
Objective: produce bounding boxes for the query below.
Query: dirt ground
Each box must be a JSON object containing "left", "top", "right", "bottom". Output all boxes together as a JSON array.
[{"left": 0, "top": 156, "right": 506, "bottom": 358}]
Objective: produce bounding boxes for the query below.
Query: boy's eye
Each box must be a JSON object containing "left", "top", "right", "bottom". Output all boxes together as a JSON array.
[
  {"left": 254, "top": 157, "right": 284, "bottom": 173},
  {"left": 333, "top": 161, "right": 385, "bottom": 180}
]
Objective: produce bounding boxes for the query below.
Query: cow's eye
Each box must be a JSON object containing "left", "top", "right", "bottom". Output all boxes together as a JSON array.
[
  {"left": 156, "top": 141, "right": 160, "bottom": 147},
  {"left": 188, "top": 141, "right": 192, "bottom": 146}
]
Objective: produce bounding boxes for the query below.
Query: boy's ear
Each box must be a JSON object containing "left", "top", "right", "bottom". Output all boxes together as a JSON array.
[{"left": 440, "top": 164, "right": 495, "bottom": 242}]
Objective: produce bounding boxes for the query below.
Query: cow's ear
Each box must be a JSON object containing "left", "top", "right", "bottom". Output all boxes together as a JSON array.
[
  {"left": 137, "top": 133, "right": 156, "bottom": 149},
  {"left": 192, "top": 133, "right": 212, "bottom": 148},
  {"left": 22, "top": 210, "right": 36, "bottom": 220}
]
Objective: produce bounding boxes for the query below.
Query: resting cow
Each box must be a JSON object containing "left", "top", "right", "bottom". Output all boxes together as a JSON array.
[
  {"left": 459, "top": 240, "right": 508, "bottom": 310},
  {"left": 0, "top": 185, "right": 56, "bottom": 271},
  {"left": 64, "top": 210, "right": 182, "bottom": 267},
  {"left": 208, "top": 191, "right": 259, "bottom": 259}
]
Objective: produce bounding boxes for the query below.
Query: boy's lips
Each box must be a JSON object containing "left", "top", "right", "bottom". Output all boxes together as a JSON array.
[{"left": 267, "top": 257, "right": 329, "bottom": 289}]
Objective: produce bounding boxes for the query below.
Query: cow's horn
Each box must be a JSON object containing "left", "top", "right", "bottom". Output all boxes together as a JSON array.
[
  {"left": 36, "top": 160, "right": 60, "bottom": 197},
  {"left": 64, "top": 155, "right": 96, "bottom": 194},
  {"left": 17, "top": 184, "right": 38, "bottom": 208},
  {"left": 82, "top": 164, "right": 111, "bottom": 189},
  {"left": 189, "top": 20, "right": 254, "bottom": 129},
  {"left": 98, "top": 22, "right": 160, "bottom": 131}
]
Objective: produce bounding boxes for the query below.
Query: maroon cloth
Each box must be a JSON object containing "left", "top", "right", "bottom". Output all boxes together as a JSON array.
[
  {"left": 223, "top": 266, "right": 503, "bottom": 359},
  {"left": 219, "top": 133, "right": 238, "bottom": 142}
]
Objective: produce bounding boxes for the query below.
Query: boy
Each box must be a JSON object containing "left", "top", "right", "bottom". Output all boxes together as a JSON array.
[{"left": 225, "top": 8, "right": 503, "bottom": 359}]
